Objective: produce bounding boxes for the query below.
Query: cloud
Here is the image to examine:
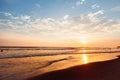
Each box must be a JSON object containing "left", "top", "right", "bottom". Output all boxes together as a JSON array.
[
  {"left": 91, "top": 4, "right": 100, "bottom": 9},
  {"left": 63, "top": 15, "right": 69, "bottom": 20},
  {"left": 111, "top": 6, "right": 120, "bottom": 12},
  {"left": 0, "top": 11, "right": 120, "bottom": 38},
  {"left": 88, "top": 10, "right": 104, "bottom": 18},
  {"left": 0, "top": 12, "right": 12, "bottom": 17},
  {"left": 2, "top": 12, "right": 30, "bottom": 20},
  {"left": 72, "top": 0, "right": 85, "bottom": 9},
  {"left": 21, "top": 15, "right": 30, "bottom": 20},
  {"left": 4, "top": 12, "right": 12, "bottom": 16},
  {"left": 77, "top": 0, "right": 85, "bottom": 5}
]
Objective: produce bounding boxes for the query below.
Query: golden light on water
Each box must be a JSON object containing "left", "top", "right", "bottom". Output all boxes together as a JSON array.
[
  {"left": 81, "top": 49, "right": 87, "bottom": 53},
  {"left": 82, "top": 54, "right": 88, "bottom": 64},
  {"left": 81, "top": 50, "right": 88, "bottom": 64}
]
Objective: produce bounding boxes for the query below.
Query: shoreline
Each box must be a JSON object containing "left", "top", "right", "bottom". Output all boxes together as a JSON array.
[{"left": 28, "top": 55, "right": 120, "bottom": 80}]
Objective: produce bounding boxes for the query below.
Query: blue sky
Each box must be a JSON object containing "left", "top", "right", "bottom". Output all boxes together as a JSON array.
[
  {"left": 0, "top": 0, "right": 120, "bottom": 19},
  {"left": 0, "top": 0, "right": 120, "bottom": 47}
]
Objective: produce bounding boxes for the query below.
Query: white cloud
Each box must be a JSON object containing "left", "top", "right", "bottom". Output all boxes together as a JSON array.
[
  {"left": 63, "top": 15, "right": 69, "bottom": 20},
  {"left": 0, "top": 11, "right": 120, "bottom": 37},
  {"left": 76, "top": 0, "right": 85, "bottom": 6},
  {"left": 88, "top": 10, "right": 104, "bottom": 18},
  {"left": 0, "top": 12, "right": 12, "bottom": 17},
  {"left": 21, "top": 15, "right": 30, "bottom": 20},
  {"left": 91, "top": 4, "right": 100, "bottom": 9},
  {"left": 4, "top": 12, "right": 12, "bottom": 16},
  {"left": 72, "top": 0, "right": 86, "bottom": 9},
  {"left": 0, "top": 12, "right": 20, "bottom": 20},
  {"left": 111, "top": 6, "right": 120, "bottom": 12}
]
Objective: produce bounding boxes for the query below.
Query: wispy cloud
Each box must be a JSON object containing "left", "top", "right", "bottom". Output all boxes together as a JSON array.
[
  {"left": 76, "top": 0, "right": 85, "bottom": 6},
  {"left": 4, "top": 12, "right": 12, "bottom": 16},
  {"left": 63, "top": 15, "right": 69, "bottom": 20},
  {"left": 91, "top": 3, "right": 100, "bottom": 9},
  {"left": 21, "top": 15, "right": 30, "bottom": 20},
  {"left": 72, "top": 0, "right": 86, "bottom": 9},
  {"left": 88, "top": 10, "right": 104, "bottom": 18},
  {"left": 111, "top": 6, "right": 120, "bottom": 12}
]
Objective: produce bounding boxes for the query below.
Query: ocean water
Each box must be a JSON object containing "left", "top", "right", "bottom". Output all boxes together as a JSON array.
[{"left": 0, "top": 48, "right": 120, "bottom": 80}]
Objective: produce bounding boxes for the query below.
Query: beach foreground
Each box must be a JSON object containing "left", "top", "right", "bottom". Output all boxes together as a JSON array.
[{"left": 28, "top": 56, "right": 120, "bottom": 80}]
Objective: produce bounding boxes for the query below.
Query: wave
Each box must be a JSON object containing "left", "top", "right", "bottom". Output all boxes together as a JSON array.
[
  {"left": 0, "top": 56, "right": 74, "bottom": 80},
  {"left": 0, "top": 49, "right": 120, "bottom": 59},
  {"left": 0, "top": 51, "right": 74, "bottom": 59}
]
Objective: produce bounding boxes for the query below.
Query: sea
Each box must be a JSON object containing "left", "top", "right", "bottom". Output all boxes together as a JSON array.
[{"left": 0, "top": 47, "right": 120, "bottom": 80}]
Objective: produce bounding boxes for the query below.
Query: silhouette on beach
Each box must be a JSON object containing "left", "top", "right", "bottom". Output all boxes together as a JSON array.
[{"left": 1, "top": 49, "right": 3, "bottom": 52}]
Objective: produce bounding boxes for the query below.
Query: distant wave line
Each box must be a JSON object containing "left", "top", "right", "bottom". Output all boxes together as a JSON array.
[{"left": 0, "top": 50, "right": 120, "bottom": 59}]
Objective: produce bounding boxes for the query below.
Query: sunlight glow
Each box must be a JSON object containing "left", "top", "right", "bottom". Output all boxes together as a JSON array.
[
  {"left": 81, "top": 40, "right": 87, "bottom": 44},
  {"left": 80, "top": 36, "right": 88, "bottom": 44},
  {"left": 82, "top": 54, "right": 88, "bottom": 64}
]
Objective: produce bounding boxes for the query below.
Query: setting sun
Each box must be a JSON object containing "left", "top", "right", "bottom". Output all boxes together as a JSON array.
[
  {"left": 81, "top": 40, "right": 87, "bottom": 44},
  {"left": 80, "top": 36, "right": 88, "bottom": 44}
]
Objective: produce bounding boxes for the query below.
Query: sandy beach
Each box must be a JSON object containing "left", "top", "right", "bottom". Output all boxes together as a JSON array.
[{"left": 29, "top": 55, "right": 120, "bottom": 80}]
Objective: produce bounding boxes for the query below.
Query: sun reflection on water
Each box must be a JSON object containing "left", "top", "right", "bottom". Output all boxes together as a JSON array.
[
  {"left": 82, "top": 54, "right": 88, "bottom": 64},
  {"left": 82, "top": 50, "right": 88, "bottom": 64}
]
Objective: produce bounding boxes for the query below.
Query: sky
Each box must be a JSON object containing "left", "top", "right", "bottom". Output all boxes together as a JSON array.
[{"left": 0, "top": 0, "right": 120, "bottom": 47}]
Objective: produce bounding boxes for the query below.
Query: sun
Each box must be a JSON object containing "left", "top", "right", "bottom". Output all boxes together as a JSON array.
[
  {"left": 81, "top": 40, "right": 87, "bottom": 44},
  {"left": 79, "top": 36, "right": 88, "bottom": 44}
]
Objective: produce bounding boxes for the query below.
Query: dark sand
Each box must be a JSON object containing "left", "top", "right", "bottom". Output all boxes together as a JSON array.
[{"left": 28, "top": 56, "right": 120, "bottom": 80}]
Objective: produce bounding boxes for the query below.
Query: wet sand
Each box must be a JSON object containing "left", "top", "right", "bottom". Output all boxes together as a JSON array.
[{"left": 28, "top": 56, "right": 120, "bottom": 80}]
